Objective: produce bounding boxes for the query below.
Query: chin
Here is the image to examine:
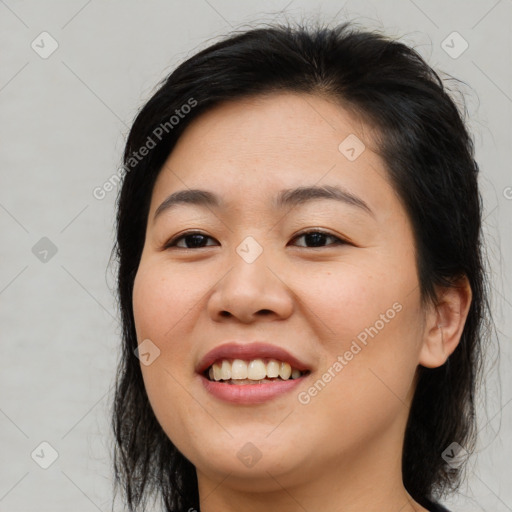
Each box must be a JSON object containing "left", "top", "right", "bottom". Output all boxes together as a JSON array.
[{"left": 189, "top": 435, "right": 311, "bottom": 486}]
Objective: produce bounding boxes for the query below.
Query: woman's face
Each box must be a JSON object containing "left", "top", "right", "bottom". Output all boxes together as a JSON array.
[{"left": 132, "top": 92, "right": 428, "bottom": 491}]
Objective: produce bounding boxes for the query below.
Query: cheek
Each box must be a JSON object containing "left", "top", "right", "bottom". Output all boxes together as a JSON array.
[
  {"left": 297, "top": 262, "right": 411, "bottom": 347},
  {"left": 299, "top": 262, "right": 422, "bottom": 411},
  {"left": 132, "top": 260, "right": 201, "bottom": 345},
  {"left": 132, "top": 262, "right": 203, "bottom": 452},
  {"left": 296, "top": 302, "right": 422, "bottom": 457},
  {"left": 132, "top": 262, "right": 195, "bottom": 402}
]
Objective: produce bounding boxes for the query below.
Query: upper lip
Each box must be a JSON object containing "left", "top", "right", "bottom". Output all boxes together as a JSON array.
[{"left": 196, "top": 342, "right": 312, "bottom": 375}]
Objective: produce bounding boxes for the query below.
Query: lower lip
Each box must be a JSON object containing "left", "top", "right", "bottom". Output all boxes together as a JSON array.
[{"left": 199, "top": 374, "right": 307, "bottom": 404}]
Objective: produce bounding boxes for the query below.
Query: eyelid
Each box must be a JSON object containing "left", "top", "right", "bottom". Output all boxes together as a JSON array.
[
  {"left": 291, "top": 227, "right": 345, "bottom": 240},
  {"left": 163, "top": 230, "right": 218, "bottom": 249},
  {"left": 289, "top": 228, "right": 351, "bottom": 247}
]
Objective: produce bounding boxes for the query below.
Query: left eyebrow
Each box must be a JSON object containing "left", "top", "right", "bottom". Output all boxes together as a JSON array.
[
  {"left": 153, "top": 184, "right": 374, "bottom": 223},
  {"left": 273, "top": 185, "right": 374, "bottom": 216}
]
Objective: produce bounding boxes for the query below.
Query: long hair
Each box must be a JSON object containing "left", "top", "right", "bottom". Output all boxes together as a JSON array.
[{"left": 110, "top": 19, "right": 491, "bottom": 511}]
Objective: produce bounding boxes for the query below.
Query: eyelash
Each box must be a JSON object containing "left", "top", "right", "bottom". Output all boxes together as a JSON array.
[{"left": 164, "top": 229, "right": 349, "bottom": 250}]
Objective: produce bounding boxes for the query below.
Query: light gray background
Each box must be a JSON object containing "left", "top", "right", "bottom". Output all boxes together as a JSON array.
[{"left": 1, "top": 1, "right": 511, "bottom": 511}]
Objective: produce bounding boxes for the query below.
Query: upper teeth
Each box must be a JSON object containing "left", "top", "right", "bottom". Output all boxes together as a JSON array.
[{"left": 208, "top": 358, "right": 303, "bottom": 381}]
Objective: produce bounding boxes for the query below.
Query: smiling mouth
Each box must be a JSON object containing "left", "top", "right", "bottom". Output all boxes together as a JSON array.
[{"left": 204, "top": 357, "right": 310, "bottom": 385}]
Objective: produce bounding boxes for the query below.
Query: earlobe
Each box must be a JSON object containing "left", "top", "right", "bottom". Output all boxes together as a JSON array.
[{"left": 419, "top": 276, "right": 472, "bottom": 369}]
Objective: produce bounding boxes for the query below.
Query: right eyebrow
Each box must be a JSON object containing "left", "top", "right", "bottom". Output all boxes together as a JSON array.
[{"left": 153, "top": 189, "right": 221, "bottom": 224}]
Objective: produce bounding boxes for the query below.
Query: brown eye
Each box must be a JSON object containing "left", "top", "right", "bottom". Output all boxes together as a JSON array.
[
  {"left": 290, "top": 230, "right": 347, "bottom": 248},
  {"left": 165, "top": 232, "right": 218, "bottom": 249}
]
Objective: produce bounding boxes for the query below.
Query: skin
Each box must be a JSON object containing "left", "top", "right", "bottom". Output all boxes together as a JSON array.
[{"left": 132, "top": 92, "right": 472, "bottom": 512}]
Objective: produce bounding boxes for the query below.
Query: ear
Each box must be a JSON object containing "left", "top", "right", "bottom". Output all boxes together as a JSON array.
[{"left": 419, "top": 276, "right": 472, "bottom": 368}]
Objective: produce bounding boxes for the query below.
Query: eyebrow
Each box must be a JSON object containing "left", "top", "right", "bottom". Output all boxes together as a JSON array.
[{"left": 153, "top": 185, "right": 373, "bottom": 223}]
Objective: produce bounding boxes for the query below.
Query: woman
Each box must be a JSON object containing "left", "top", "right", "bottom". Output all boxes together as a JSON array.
[{"left": 111, "top": 20, "right": 490, "bottom": 512}]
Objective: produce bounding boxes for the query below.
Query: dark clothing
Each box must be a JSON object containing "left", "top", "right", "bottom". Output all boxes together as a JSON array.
[{"left": 423, "top": 497, "right": 451, "bottom": 512}]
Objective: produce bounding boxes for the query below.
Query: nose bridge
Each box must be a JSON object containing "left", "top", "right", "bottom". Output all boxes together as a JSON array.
[
  {"left": 235, "top": 234, "right": 266, "bottom": 266},
  {"left": 207, "top": 233, "right": 293, "bottom": 322}
]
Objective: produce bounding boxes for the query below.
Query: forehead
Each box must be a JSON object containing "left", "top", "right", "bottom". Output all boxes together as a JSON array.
[
  {"left": 151, "top": 92, "right": 399, "bottom": 221},
  {"left": 171, "top": 92, "right": 371, "bottom": 157}
]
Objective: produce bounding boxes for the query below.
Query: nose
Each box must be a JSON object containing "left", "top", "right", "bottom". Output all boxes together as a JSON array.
[{"left": 207, "top": 245, "right": 294, "bottom": 324}]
